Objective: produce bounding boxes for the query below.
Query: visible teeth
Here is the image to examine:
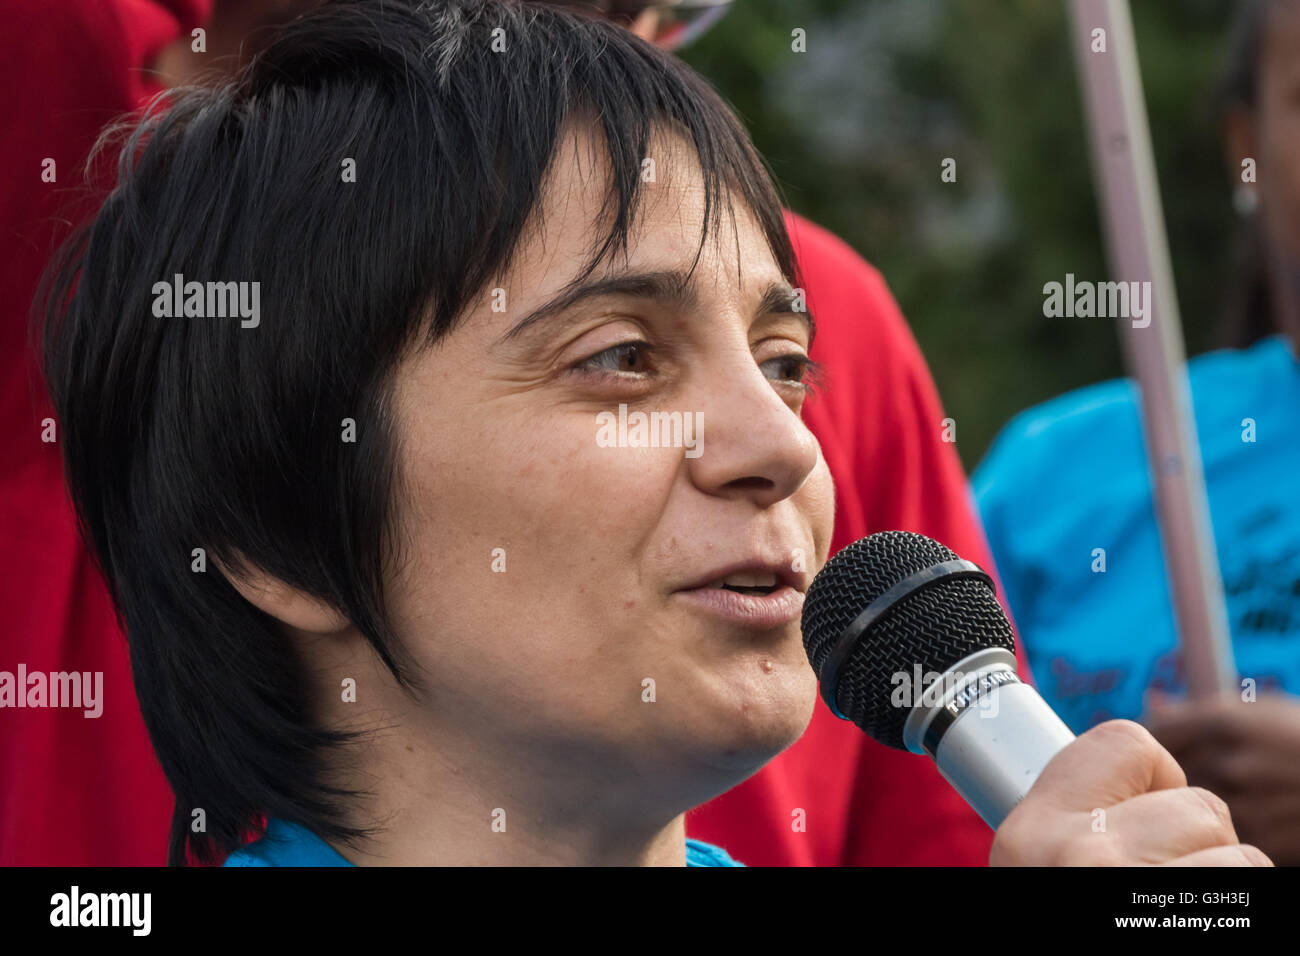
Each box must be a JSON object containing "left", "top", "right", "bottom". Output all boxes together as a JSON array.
[{"left": 716, "top": 571, "right": 778, "bottom": 588}]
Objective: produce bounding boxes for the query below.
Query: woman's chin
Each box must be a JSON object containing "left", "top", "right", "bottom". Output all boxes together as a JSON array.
[{"left": 682, "top": 663, "right": 819, "bottom": 775}]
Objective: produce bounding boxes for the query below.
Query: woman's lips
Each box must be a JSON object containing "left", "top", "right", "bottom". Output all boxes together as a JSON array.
[{"left": 672, "top": 584, "right": 805, "bottom": 629}]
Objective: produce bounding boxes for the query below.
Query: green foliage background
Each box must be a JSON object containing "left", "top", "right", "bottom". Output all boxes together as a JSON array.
[{"left": 681, "top": 0, "right": 1244, "bottom": 470}]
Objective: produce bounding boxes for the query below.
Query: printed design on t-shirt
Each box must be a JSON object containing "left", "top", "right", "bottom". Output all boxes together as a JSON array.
[
  {"left": 1047, "top": 656, "right": 1128, "bottom": 730},
  {"left": 1221, "top": 509, "right": 1300, "bottom": 640}
]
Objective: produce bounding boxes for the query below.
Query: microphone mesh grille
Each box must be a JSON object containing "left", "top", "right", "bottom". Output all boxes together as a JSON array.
[{"left": 801, "top": 531, "right": 1015, "bottom": 750}]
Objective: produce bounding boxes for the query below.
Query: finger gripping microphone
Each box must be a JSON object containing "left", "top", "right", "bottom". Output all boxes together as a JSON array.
[{"left": 801, "top": 531, "right": 1075, "bottom": 829}]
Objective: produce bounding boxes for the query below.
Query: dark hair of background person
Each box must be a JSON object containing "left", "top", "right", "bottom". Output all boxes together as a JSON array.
[
  {"left": 1218, "top": 0, "right": 1282, "bottom": 348},
  {"left": 36, "top": 0, "right": 798, "bottom": 866}
]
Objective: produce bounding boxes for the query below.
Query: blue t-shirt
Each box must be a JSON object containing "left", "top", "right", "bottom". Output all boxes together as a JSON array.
[
  {"left": 224, "top": 818, "right": 744, "bottom": 867},
  {"left": 974, "top": 335, "right": 1300, "bottom": 733}
]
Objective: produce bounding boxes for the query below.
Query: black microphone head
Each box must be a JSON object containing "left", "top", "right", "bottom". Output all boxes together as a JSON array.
[{"left": 801, "top": 530, "right": 1015, "bottom": 750}]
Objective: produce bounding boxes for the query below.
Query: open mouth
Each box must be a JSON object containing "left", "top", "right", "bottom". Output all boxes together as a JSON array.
[
  {"left": 707, "top": 572, "right": 780, "bottom": 596},
  {"left": 718, "top": 584, "right": 779, "bottom": 595},
  {"left": 675, "top": 568, "right": 804, "bottom": 629}
]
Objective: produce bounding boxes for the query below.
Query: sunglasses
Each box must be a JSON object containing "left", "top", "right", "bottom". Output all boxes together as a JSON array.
[{"left": 553, "top": 0, "right": 734, "bottom": 52}]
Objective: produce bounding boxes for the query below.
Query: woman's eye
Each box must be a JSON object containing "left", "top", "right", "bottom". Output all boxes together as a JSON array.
[
  {"left": 760, "top": 353, "right": 816, "bottom": 390},
  {"left": 575, "top": 341, "right": 654, "bottom": 376}
]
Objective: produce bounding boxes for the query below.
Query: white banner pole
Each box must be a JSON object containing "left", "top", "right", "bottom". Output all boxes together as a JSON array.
[{"left": 1066, "top": 0, "right": 1235, "bottom": 697}]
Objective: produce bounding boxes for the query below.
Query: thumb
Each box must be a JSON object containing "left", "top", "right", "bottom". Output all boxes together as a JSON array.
[{"left": 1029, "top": 719, "right": 1186, "bottom": 815}]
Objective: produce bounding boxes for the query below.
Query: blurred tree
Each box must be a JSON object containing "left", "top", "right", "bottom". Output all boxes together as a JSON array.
[{"left": 682, "top": 0, "right": 1239, "bottom": 469}]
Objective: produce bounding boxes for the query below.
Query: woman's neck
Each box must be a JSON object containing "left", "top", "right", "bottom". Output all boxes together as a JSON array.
[{"left": 318, "top": 703, "right": 699, "bottom": 866}]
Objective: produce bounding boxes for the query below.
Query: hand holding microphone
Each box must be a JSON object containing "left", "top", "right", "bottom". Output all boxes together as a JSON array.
[
  {"left": 801, "top": 531, "right": 1272, "bottom": 866},
  {"left": 989, "top": 717, "right": 1269, "bottom": 866}
]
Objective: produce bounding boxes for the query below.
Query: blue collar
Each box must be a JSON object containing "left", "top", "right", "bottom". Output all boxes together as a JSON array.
[
  {"left": 224, "top": 818, "right": 353, "bottom": 866},
  {"left": 224, "top": 818, "right": 743, "bottom": 866}
]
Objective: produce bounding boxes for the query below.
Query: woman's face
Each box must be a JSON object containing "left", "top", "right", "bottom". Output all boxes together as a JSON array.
[{"left": 384, "top": 126, "right": 834, "bottom": 807}]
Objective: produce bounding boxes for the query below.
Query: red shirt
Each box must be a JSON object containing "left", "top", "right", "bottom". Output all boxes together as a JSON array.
[
  {"left": 0, "top": 0, "right": 1025, "bottom": 866},
  {"left": 0, "top": 0, "right": 209, "bottom": 867}
]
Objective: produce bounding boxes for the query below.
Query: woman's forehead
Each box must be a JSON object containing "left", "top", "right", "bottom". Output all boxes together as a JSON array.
[{"left": 505, "top": 123, "right": 780, "bottom": 298}]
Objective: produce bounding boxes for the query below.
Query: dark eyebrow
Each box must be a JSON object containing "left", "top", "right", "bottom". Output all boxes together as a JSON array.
[
  {"left": 755, "top": 283, "right": 817, "bottom": 347},
  {"left": 500, "top": 270, "right": 695, "bottom": 341},
  {"left": 499, "top": 269, "right": 816, "bottom": 345}
]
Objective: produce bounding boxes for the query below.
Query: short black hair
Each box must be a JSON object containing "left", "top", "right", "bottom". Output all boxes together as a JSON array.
[
  {"left": 38, "top": 0, "right": 797, "bottom": 865},
  {"left": 1215, "top": 0, "right": 1292, "bottom": 347},
  {"left": 1217, "top": 0, "right": 1284, "bottom": 112}
]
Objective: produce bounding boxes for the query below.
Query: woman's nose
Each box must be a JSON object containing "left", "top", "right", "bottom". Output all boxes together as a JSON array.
[{"left": 684, "top": 347, "right": 821, "bottom": 510}]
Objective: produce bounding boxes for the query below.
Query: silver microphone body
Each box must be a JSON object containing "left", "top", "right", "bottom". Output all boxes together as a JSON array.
[{"left": 901, "top": 647, "right": 1077, "bottom": 829}]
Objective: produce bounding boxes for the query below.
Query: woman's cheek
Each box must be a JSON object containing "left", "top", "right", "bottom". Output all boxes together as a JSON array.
[
  {"left": 802, "top": 452, "right": 836, "bottom": 566},
  {"left": 573, "top": 440, "right": 681, "bottom": 522}
]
